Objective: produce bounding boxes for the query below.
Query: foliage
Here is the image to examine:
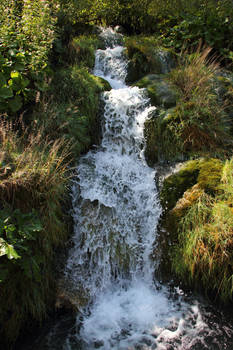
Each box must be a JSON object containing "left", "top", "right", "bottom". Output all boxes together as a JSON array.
[
  {"left": 58, "top": 0, "right": 233, "bottom": 61},
  {"left": 32, "top": 64, "right": 109, "bottom": 158},
  {"left": 0, "top": 208, "right": 42, "bottom": 264},
  {"left": 172, "top": 159, "right": 233, "bottom": 302},
  {"left": 0, "top": 0, "right": 58, "bottom": 115},
  {"left": 68, "top": 35, "right": 104, "bottom": 68},
  {"left": 0, "top": 120, "right": 71, "bottom": 345},
  {"left": 160, "top": 47, "right": 232, "bottom": 159},
  {"left": 149, "top": 0, "right": 233, "bottom": 62}
]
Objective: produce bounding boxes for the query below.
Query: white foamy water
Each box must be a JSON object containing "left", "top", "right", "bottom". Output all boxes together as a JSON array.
[{"left": 63, "top": 28, "right": 231, "bottom": 350}]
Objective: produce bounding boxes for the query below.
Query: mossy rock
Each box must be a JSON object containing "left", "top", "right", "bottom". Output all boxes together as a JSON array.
[
  {"left": 125, "top": 37, "right": 176, "bottom": 83},
  {"left": 197, "top": 158, "right": 223, "bottom": 192},
  {"left": 160, "top": 158, "right": 224, "bottom": 211},
  {"left": 160, "top": 160, "right": 200, "bottom": 211},
  {"left": 94, "top": 76, "right": 112, "bottom": 91},
  {"left": 144, "top": 114, "right": 159, "bottom": 167},
  {"left": 144, "top": 107, "right": 182, "bottom": 166},
  {"left": 136, "top": 74, "right": 179, "bottom": 108},
  {"left": 171, "top": 184, "right": 204, "bottom": 218}
]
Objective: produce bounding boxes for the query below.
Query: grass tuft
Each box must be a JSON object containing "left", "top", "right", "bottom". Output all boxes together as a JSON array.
[
  {"left": 172, "top": 159, "right": 233, "bottom": 302},
  {"left": 0, "top": 119, "right": 72, "bottom": 345}
]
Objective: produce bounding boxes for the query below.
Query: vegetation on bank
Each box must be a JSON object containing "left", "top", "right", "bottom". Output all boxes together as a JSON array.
[
  {"left": 0, "top": 0, "right": 233, "bottom": 347},
  {"left": 0, "top": 1, "right": 107, "bottom": 347},
  {"left": 160, "top": 158, "right": 233, "bottom": 302}
]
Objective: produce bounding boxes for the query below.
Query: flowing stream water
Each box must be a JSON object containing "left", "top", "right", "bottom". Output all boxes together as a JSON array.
[{"left": 25, "top": 28, "right": 233, "bottom": 350}]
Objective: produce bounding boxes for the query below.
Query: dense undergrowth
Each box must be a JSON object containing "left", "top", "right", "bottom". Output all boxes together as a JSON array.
[
  {"left": 0, "top": 1, "right": 107, "bottom": 348},
  {"left": 0, "top": 0, "right": 233, "bottom": 347}
]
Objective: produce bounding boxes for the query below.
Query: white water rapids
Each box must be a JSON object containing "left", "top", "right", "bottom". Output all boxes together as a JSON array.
[{"left": 60, "top": 28, "right": 232, "bottom": 350}]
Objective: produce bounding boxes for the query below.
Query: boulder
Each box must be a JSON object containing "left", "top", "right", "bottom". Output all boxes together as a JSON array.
[
  {"left": 136, "top": 74, "right": 179, "bottom": 108},
  {"left": 125, "top": 44, "right": 176, "bottom": 83}
]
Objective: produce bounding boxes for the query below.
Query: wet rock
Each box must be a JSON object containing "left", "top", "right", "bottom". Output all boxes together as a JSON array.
[
  {"left": 94, "top": 340, "right": 104, "bottom": 348},
  {"left": 160, "top": 160, "right": 200, "bottom": 211},
  {"left": 144, "top": 112, "right": 159, "bottom": 167},
  {"left": 160, "top": 158, "right": 223, "bottom": 212},
  {"left": 136, "top": 74, "right": 179, "bottom": 108},
  {"left": 55, "top": 283, "right": 89, "bottom": 312},
  {"left": 125, "top": 43, "right": 176, "bottom": 83},
  {"left": 95, "top": 76, "right": 112, "bottom": 91}
]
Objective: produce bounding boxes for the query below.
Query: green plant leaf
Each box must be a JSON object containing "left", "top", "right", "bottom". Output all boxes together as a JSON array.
[
  {"left": 7, "top": 244, "right": 20, "bottom": 259},
  {"left": 0, "top": 238, "right": 8, "bottom": 257},
  {"left": 0, "top": 86, "right": 13, "bottom": 99},
  {"left": 0, "top": 72, "right": 7, "bottom": 86},
  {"left": 8, "top": 95, "right": 23, "bottom": 112}
]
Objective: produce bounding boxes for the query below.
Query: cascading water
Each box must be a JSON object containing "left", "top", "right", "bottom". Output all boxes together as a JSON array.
[{"left": 30, "top": 28, "right": 233, "bottom": 350}]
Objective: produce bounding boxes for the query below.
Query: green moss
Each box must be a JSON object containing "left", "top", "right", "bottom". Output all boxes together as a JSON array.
[
  {"left": 124, "top": 36, "right": 176, "bottom": 83},
  {"left": 94, "top": 76, "right": 112, "bottom": 91},
  {"left": 144, "top": 108, "right": 184, "bottom": 165},
  {"left": 33, "top": 66, "right": 108, "bottom": 158},
  {"left": 160, "top": 160, "right": 200, "bottom": 211},
  {"left": 197, "top": 158, "right": 223, "bottom": 192},
  {"left": 144, "top": 117, "right": 159, "bottom": 166},
  {"left": 136, "top": 74, "right": 179, "bottom": 108},
  {"left": 172, "top": 159, "right": 233, "bottom": 302},
  {"left": 160, "top": 158, "right": 224, "bottom": 211}
]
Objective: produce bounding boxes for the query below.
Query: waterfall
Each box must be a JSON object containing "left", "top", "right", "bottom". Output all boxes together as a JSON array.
[{"left": 62, "top": 28, "right": 232, "bottom": 350}]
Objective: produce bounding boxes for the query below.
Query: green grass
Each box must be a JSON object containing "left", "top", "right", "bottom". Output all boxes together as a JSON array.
[
  {"left": 172, "top": 159, "right": 233, "bottom": 302},
  {"left": 0, "top": 120, "right": 71, "bottom": 346},
  {"left": 68, "top": 35, "right": 104, "bottom": 68},
  {"left": 156, "top": 47, "right": 232, "bottom": 160}
]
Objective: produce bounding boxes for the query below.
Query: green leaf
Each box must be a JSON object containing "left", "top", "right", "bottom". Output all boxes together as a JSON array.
[
  {"left": 21, "top": 77, "right": 30, "bottom": 89},
  {"left": 7, "top": 244, "right": 20, "bottom": 260},
  {"left": 8, "top": 95, "right": 23, "bottom": 112},
  {"left": 0, "top": 72, "right": 7, "bottom": 86},
  {"left": 0, "top": 238, "right": 8, "bottom": 257},
  {"left": 10, "top": 71, "right": 20, "bottom": 79},
  {"left": 14, "top": 63, "right": 25, "bottom": 71},
  {"left": 0, "top": 86, "right": 13, "bottom": 99}
]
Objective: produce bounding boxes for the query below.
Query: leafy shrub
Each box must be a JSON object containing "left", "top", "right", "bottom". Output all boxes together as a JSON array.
[
  {"left": 0, "top": 0, "right": 58, "bottom": 115},
  {"left": 150, "top": 0, "right": 233, "bottom": 61}
]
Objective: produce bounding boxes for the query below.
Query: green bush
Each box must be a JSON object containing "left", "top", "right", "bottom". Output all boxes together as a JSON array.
[{"left": 0, "top": 0, "right": 57, "bottom": 115}]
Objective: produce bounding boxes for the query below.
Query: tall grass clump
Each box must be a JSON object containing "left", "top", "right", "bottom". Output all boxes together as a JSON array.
[
  {"left": 172, "top": 159, "right": 233, "bottom": 302},
  {"left": 0, "top": 120, "right": 71, "bottom": 347},
  {"left": 164, "top": 46, "right": 232, "bottom": 157}
]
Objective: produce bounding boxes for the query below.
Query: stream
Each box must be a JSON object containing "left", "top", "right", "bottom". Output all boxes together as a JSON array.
[{"left": 25, "top": 28, "right": 233, "bottom": 350}]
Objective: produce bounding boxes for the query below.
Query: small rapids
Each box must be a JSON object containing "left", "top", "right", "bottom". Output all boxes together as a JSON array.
[{"left": 25, "top": 27, "right": 233, "bottom": 350}]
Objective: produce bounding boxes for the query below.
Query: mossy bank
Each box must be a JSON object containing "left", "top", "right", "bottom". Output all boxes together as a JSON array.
[{"left": 125, "top": 37, "right": 233, "bottom": 303}]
